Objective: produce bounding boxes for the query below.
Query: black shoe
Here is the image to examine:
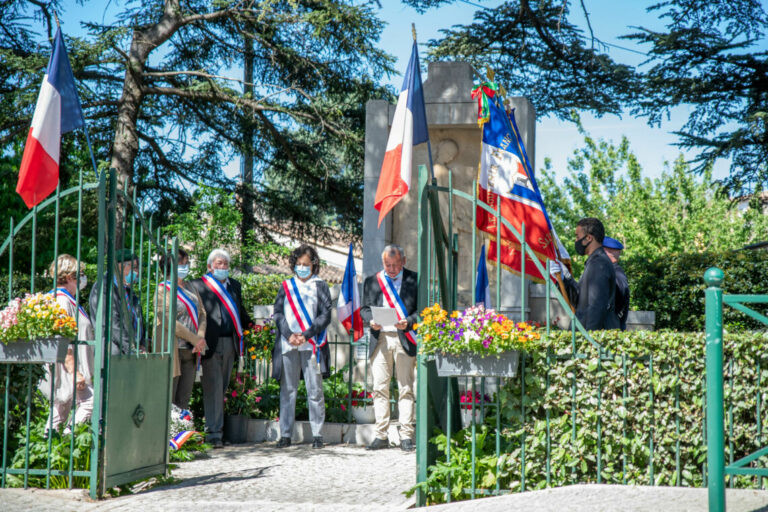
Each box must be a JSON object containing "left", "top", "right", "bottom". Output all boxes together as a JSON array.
[
  {"left": 400, "top": 439, "right": 415, "bottom": 452},
  {"left": 312, "top": 436, "right": 324, "bottom": 449},
  {"left": 212, "top": 439, "right": 223, "bottom": 449},
  {"left": 276, "top": 437, "right": 291, "bottom": 448},
  {"left": 366, "top": 438, "right": 389, "bottom": 450}
]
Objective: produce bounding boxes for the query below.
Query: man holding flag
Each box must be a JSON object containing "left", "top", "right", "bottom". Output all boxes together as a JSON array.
[{"left": 16, "top": 26, "right": 84, "bottom": 209}]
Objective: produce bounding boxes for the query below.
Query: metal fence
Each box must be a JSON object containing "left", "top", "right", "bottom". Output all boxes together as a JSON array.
[
  {"left": 413, "top": 165, "right": 768, "bottom": 506},
  {"left": 0, "top": 170, "right": 178, "bottom": 497}
]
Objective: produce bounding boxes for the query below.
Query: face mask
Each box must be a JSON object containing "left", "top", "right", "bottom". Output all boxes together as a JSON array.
[
  {"left": 395, "top": 269, "right": 404, "bottom": 280},
  {"left": 213, "top": 268, "right": 229, "bottom": 281},
  {"left": 574, "top": 236, "right": 589, "bottom": 256},
  {"left": 125, "top": 270, "right": 138, "bottom": 285},
  {"left": 177, "top": 264, "right": 189, "bottom": 280},
  {"left": 295, "top": 265, "right": 312, "bottom": 279},
  {"left": 78, "top": 274, "right": 87, "bottom": 291}
]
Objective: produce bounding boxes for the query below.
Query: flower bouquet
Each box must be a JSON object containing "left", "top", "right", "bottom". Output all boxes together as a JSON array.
[
  {"left": 243, "top": 319, "right": 275, "bottom": 361},
  {"left": 415, "top": 304, "right": 541, "bottom": 377},
  {"left": 0, "top": 293, "right": 77, "bottom": 363},
  {"left": 459, "top": 390, "right": 491, "bottom": 428}
]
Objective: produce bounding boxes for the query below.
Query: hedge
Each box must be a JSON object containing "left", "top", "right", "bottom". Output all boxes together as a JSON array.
[
  {"left": 627, "top": 250, "right": 768, "bottom": 331},
  {"left": 416, "top": 329, "right": 768, "bottom": 504}
]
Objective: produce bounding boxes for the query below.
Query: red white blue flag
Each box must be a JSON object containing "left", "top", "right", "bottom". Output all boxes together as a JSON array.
[
  {"left": 374, "top": 40, "right": 429, "bottom": 227},
  {"left": 477, "top": 100, "right": 557, "bottom": 283},
  {"left": 16, "top": 28, "right": 84, "bottom": 209},
  {"left": 336, "top": 244, "right": 363, "bottom": 341},
  {"left": 376, "top": 271, "right": 416, "bottom": 345}
]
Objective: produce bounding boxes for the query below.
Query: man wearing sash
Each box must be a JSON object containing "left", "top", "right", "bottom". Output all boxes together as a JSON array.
[
  {"left": 360, "top": 245, "right": 418, "bottom": 451},
  {"left": 88, "top": 249, "right": 147, "bottom": 355},
  {"left": 191, "top": 248, "right": 251, "bottom": 448},
  {"left": 271, "top": 244, "right": 332, "bottom": 448}
]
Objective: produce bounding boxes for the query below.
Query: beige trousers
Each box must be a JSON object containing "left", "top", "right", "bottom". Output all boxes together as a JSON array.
[{"left": 371, "top": 332, "right": 416, "bottom": 441}]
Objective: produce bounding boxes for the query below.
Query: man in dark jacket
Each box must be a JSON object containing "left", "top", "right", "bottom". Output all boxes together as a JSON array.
[
  {"left": 190, "top": 248, "right": 252, "bottom": 448},
  {"left": 603, "top": 236, "right": 630, "bottom": 331},
  {"left": 551, "top": 218, "right": 620, "bottom": 330},
  {"left": 89, "top": 249, "right": 147, "bottom": 355},
  {"left": 360, "top": 244, "right": 418, "bottom": 452}
]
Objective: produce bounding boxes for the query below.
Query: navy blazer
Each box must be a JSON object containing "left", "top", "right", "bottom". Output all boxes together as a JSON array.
[{"left": 360, "top": 268, "right": 419, "bottom": 358}]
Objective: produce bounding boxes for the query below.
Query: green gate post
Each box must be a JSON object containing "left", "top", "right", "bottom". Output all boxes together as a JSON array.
[
  {"left": 416, "top": 164, "right": 430, "bottom": 507},
  {"left": 704, "top": 267, "right": 725, "bottom": 512}
]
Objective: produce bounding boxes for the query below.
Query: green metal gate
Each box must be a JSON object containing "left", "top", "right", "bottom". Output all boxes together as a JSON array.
[
  {"left": 0, "top": 169, "right": 178, "bottom": 498},
  {"left": 704, "top": 267, "right": 768, "bottom": 512}
]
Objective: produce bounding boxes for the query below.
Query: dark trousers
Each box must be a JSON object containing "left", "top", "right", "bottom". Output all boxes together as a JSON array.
[
  {"left": 172, "top": 347, "right": 197, "bottom": 411},
  {"left": 201, "top": 336, "right": 235, "bottom": 442}
]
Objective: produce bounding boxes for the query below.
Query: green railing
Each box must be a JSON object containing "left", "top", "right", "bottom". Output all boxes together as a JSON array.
[
  {"left": 0, "top": 169, "right": 179, "bottom": 497},
  {"left": 412, "top": 166, "right": 768, "bottom": 506},
  {"left": 704, "top": 267, "right": 768, "bottom": 512}
]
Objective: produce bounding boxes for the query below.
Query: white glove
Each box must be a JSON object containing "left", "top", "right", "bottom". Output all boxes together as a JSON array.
[{"left": 549, "top": 260, "right": 571, "bottom": 279}]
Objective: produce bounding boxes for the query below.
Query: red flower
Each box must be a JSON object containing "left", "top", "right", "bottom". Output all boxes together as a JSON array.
[
  {"left": 254, "top": 325, "right": 263, "bottom": 332},
  {"left": 232, "top": 390, "right": 238, "bottom": 397},
  {"left": 341, "top": 404, "right": 346, "bottom": 411}
]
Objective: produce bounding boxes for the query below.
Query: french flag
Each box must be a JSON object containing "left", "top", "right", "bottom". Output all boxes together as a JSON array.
[
  {"left": 16, "top": 28, "right": 84, "bottom": 209},
  {"left": 373, "top": 40, "right": 429, "bottom": 227},
  {"left": 475, "top": 244, "right": 491, "bottom": 308},
  {"left": 336, "top": 244, "right": 364, "bottom": 341}
]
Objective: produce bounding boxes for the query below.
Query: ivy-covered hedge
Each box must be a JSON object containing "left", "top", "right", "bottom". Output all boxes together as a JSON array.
[
  {"left": 240, "top": 273, "right": 290, "bottom": 308},
  {"left": 627, "top": 250, "right": 768, "bottom": 331},
  {"left": 417, "top": 329, "right": 768, "bottom": 504}
]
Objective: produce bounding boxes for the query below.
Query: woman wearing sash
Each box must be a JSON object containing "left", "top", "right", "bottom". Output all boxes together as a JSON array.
[
  {"left": 40, "top": 254, "right": 95, "bottom": 433},
  {"left": 154, "top": 249, "right": 207, "bottom": 411},
  {"left": 272, "top": 244, "right": 332, "bottom": 448}
]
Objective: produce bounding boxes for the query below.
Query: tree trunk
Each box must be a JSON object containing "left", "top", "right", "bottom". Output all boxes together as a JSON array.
[{"left": 241, "top": 32, "right": 255, "bottom": 262}]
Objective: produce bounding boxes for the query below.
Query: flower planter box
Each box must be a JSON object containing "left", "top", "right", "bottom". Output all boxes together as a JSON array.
[
  {"left": 435, "top": 351, "right": 519, "bottom": 378},
  {"left": 351, "top": 406, "right": 376, "bottom": 424},
  {"left": 0, "top": 337, "right": 71, "bottom": 364},
  {"left": 460, "top": 406, "right": 485, "bottom": 428},
  {"left": 224, "top": 414, "right": 249, "bottom": 444}
]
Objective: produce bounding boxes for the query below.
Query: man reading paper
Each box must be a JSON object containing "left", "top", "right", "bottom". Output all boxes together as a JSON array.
[{"left": 360, "top": 245, "right": 418, "bottom": 452}]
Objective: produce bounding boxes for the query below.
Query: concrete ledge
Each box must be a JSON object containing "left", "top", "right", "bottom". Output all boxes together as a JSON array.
[{"left": 245, "top": 419, "right": 403, "bottom": 446}]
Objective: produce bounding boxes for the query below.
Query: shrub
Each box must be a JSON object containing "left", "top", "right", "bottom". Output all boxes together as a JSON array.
[
  {"left": 627, "top": 250, "right": 768, "bottom": 331},
  {"left": 240, "top": 273, "right": 289, "bottom": 307},
  {"left": 415, "top": 329, "right": 768, "bottom": 503}
]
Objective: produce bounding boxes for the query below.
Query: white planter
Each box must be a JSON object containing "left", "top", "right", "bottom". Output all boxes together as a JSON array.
[
  {"left": 351, "top": 406, "right": 376, "bottom": 424},
  {"left": 460, "top": 406, "right": 485, "bottom": 429}
]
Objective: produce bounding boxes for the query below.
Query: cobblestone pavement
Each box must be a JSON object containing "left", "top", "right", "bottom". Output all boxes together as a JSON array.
[
  {"left": 0, "top": 442, "right": 417, "bottom": 512},
  {"left": 4, "top": 444, "right": 768, "bottom": 512}
]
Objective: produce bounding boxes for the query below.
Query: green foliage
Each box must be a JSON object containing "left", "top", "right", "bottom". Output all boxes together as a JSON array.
[
  {"left": 417, "top": 329, "right": 768, "bottom": 503},
  {"left": 628, "top": 250, "right": 768, "bottom": 331},
  {"left": 7, "top": 403, "right": 93, "bottom": 489},
  {"left": 0, "top": 364, "right": 45, "bottom": 455},
  {"left": 241, "top": 273, "right": 290, "bottom": 308},
  {"left": 537, "top": 118, "right": 768, "bottom": 275},
  {"left": 164, "top": 185, "right": 290, "bottom": 276}
]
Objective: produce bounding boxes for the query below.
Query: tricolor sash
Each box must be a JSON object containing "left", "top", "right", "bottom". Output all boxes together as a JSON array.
[
  {"left": 282, "top": 277, "right": 327, "bottom": 360},
  {"left": 377, "top": 271, "right": 417, "bottom": 345},
  {"left": 169, "top": 430, "right": 197, "bottom": 450},
  {"left": 201, "top": 274, "right": 243, "bottom": 354},
  {"left": 161, "top": 281, "right": 199, "bottom": 331},
  {"left": 55, "top": 287, "right": 89, "bottom": 323}
]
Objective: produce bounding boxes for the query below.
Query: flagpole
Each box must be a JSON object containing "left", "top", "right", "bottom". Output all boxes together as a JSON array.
[
  {"left": 54, "top": 12, "right": 99, "bottom": 177},
  {"left": 472, "top": 66, "right": 575, "bottom": 313}
]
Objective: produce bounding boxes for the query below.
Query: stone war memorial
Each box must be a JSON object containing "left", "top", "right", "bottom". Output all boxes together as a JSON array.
[{"left": 2, "top": 3, "right": 768, "bottom": 512}]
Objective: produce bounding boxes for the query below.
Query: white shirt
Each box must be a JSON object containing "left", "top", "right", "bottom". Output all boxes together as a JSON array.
[
  {"left": 281, "top": 275, "right": 320, "bottom": 353},
  {"left": 380, "top": 271, "right": 403, "bottom": 306}
]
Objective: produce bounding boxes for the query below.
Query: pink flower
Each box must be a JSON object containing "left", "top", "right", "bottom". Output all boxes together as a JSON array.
[
  {"left": 232, "top": 390, "right": 238, "bottom": 397},
  {"left": 254, "top": 396, "right": 262, "bottom": 403},
  {"left": 341, "top": 404, "right": 346, "bottom": 411}
]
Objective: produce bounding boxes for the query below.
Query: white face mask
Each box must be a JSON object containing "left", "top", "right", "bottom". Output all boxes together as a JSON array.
[{"left": 78, "top": 274, "right": 87, "bottom": 291}]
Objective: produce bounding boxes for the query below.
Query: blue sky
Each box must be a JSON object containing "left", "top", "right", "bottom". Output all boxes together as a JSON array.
[{"left": 57, "top": 0, "right": 765, "bottom": 185}]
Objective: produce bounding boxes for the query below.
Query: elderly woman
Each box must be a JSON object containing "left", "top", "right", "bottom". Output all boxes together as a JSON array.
[
  {"left": 272, "top": 244, "right": 332, "bottom": 448},
  {"left": 153, "top": 248, "right": 207, "bottom": 411},
  {"left": 40, "top": 254, "right": 95, "bottom": 433}
]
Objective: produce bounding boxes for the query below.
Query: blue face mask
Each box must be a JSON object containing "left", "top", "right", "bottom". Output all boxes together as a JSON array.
[
  {"left": 395, "top": 269, "right": 403, "bottom": 280},
  {"left": 125, "top": 270, "right": 138, "bottom": 285},
  {"left": 213, "top": 268, "right": 229, "bottom": 281},
  {"left": 177, "top": 265, "right": 189, "bottom": 280},
  {"left": 295, "top": 265, "right": 312, "bottom": 279}
]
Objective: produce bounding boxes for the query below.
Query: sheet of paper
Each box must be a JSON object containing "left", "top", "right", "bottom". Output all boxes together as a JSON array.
[{"left": 371, "top": 306, "right": 398, "bottom": 332}]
